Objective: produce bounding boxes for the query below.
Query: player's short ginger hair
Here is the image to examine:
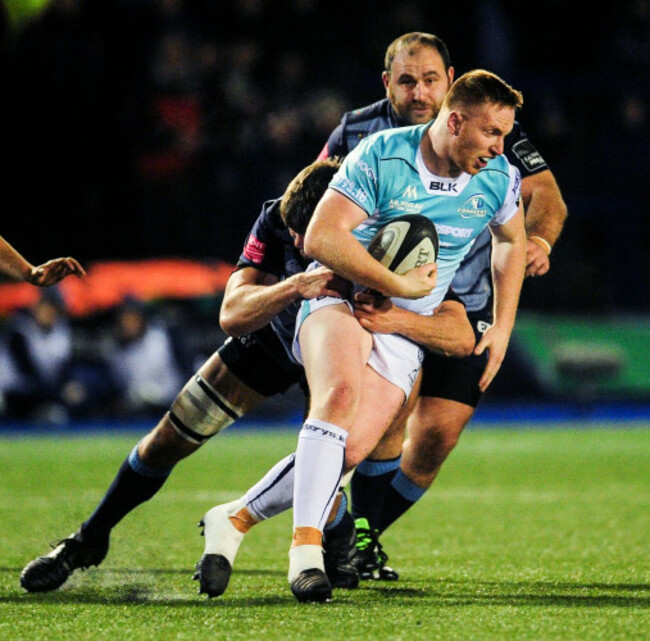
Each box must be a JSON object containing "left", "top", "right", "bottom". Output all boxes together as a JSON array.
[
  {"left": 384, "top": 32, "right": 452, "bottom": 74},
  {"left": 280, "top": 157, "right": 342, "bottom": 233},
  {"left": 443, "top": 69, "right": 523, "bottom": 111}
]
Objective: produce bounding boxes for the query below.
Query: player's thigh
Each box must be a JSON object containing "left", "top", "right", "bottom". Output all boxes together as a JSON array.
[
  {"left": 198, "top": 350, "right": 266, "bottom": 414},
  {"left": 399, "top": 397, "right": 475, "bottom": 480},
  {"left": 370, "top": 370, "right": 422, "bottom": 459},
  {"left": 414, "top": 346, "right": 484, "bottom": 446},
  {"left": 345, "top": 366, "right": 405, "bottom": 468},
  {"left": 139, "top": 352, "right": 266, "bottom": 462},
  {"left": 169, "top": 329, "right": 306, "bottom": 447},
  {"left": 301, "top": 304, "right": 372, "bottom": 421},
  {"left": 211, "top": 325, "right": 308, "bottom": 407}
]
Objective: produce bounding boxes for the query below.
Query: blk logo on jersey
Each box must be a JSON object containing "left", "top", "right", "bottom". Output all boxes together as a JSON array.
[
  {"left": 243, "top": 235, "right": 266, "bottom": 264},
  {"left": 429, "top": 181, "right": 458, "bottom": 193}
]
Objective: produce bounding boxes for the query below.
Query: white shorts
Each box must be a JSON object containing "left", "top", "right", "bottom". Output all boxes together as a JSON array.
[{"left": 292, "top": 295, "right": 423, "bottom": 399}]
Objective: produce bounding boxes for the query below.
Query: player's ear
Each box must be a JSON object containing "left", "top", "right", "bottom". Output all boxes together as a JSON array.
[
  {"left": 447, "top": 65, "right": 455, "bottom": 86},
  {"left": 447, "top": 111, "right": 462, "bottom": 136},
  {"left": 382, "top": 71, "right": 390, "bottom": 93}
]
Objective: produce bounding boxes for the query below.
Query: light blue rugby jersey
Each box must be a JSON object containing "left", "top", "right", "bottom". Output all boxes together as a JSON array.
[{"left": 329, "top": 123, "right": 521, "bottom": 315}]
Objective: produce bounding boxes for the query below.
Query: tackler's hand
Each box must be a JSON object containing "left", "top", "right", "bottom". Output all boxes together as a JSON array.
[{"left": 474, "top": 322, "right": 511, "bottom": 392}]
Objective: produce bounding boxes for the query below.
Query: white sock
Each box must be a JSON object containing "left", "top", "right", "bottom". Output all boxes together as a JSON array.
[
  {"left": 202, "top": 497, "right": 247, "bottom": 565},
  {"left": 245, "top": 453, "right": 295, "bottom": 521},
  {"left": 293, "top": 419, "right": 347, "bottom": 532},
  {"left": 288, "top": 545, "right": 324, "bottom": 584}
]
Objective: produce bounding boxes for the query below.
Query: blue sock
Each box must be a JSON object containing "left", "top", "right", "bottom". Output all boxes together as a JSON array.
[
  {"left": 377, "top": 468, "right": 427, "bottom": 534},
  {"left": 81, "top": 442, "right": 173, "bottom": 542},
  {"left": 350, "top": 456, "right": 401, "bottom": 530}
]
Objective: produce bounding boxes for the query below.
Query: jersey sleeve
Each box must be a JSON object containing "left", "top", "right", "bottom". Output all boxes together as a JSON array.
[
  {"left": 504, "top": 121, "right": 549, "bottom": 178},
  {"left": 328, "top": 136, "right": 381, "bottom": 217},
  {"left": 490, "top": 164, "right": 522, "bottom": 227},
  {"left": 235, "top": 202, "right": 286, "bottom": 276}
]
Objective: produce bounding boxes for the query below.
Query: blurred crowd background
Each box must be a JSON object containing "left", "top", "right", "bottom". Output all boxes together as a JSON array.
[{"left": 1, "top": 0, "right": 649, "bottom": 422}]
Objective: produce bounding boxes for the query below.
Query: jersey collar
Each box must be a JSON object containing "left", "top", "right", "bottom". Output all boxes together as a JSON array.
[{"left": 415, "top": 146, "right": 471, "bottom": 195}]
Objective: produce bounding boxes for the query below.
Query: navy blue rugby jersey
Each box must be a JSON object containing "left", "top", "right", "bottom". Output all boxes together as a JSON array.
[
  {"left": 319, "top": 97, "right": 549, "bottom": 313},
  {"left": 235, "top": 198, "right": 310, "bottom": 357}
]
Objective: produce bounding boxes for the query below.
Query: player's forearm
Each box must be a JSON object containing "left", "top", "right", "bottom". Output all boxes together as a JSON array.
[
  {"left": 0, "top": 237, "right": 34, "bottom": 283},
  {"left": 220, "top": 279, "right": 302, "bottom": 336},
  {"left": 523, "top": 173, "right": 568, "bottom": 249},
  {"left": 491, "top": 238, "right": 527, "bottom": 331},
  {"left": 391, "top": 306, "right": 474, "bottom": 357},
  {"left": 305, "top": 231, "right": 401, "bottom": 296}
]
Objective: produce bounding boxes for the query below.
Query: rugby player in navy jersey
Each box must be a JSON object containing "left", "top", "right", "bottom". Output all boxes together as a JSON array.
[
  {"left": 319, "top": 32, "right": 568, "bottom": 580},
  {"left": 18, "top": 158, "right": 347, "bottom": 593},
  {"left": 19, "top": 156, "right": 473, "bottom": 595}
]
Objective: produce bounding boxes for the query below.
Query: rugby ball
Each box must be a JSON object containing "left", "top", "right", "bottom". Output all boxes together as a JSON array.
[{"left": 367, "top": 215, "right": 439, "bottom": 274}]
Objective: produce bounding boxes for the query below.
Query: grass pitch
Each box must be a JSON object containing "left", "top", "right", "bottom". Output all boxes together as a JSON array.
[{"left": 1, "top": 423, "right": 649, "bottom": 640}]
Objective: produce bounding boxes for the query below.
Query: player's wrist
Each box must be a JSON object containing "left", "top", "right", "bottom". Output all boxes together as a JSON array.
[
  {"left": 528, "top": 235, "right": 552, "bottom": 255},
  {"left": 24, "top": 264, "right": 39, "bottom": 284},
  {"left": 284, "top": 273, "right": 308, "bottom": 299}
]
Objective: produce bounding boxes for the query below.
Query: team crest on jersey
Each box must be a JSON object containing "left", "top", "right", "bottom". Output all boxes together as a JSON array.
[{"left": 458, "top": 195, "right": 489, "bottom": 218}]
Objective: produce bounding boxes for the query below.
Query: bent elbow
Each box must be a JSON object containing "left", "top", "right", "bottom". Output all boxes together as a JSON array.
[
  {"left": 302, "top": 233, "right": 321, "bottom": 261},
  {"left": 303, "top": 220, "right": 333, "bottom": 262},
  {"left": 219, "top": 307, "right": 243, "bottom": 337}
]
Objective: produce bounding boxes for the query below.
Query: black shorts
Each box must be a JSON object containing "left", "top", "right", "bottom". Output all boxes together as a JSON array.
[
  {"left": 419, "top": 309, "right": 492, "bottom": 408},
  {"left": 218, "top": 325, "right": 308, "bottom": 397}
]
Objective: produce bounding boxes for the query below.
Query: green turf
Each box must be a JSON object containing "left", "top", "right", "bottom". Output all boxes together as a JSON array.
[{"left": 1, "top": 424, "right": 648, "bottom": 640}]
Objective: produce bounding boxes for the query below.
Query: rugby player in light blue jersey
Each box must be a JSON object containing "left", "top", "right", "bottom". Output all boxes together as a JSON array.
[{"left": 197, "top": 69, "right": 527, "bottom": 604}]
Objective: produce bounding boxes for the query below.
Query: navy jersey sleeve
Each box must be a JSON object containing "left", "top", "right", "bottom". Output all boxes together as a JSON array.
[
  {"left": 235, "top": 200, "right": 286, "bottom": 277},
  {"left": 504, "top": 121, "right": 549, "bottom": 179}
]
